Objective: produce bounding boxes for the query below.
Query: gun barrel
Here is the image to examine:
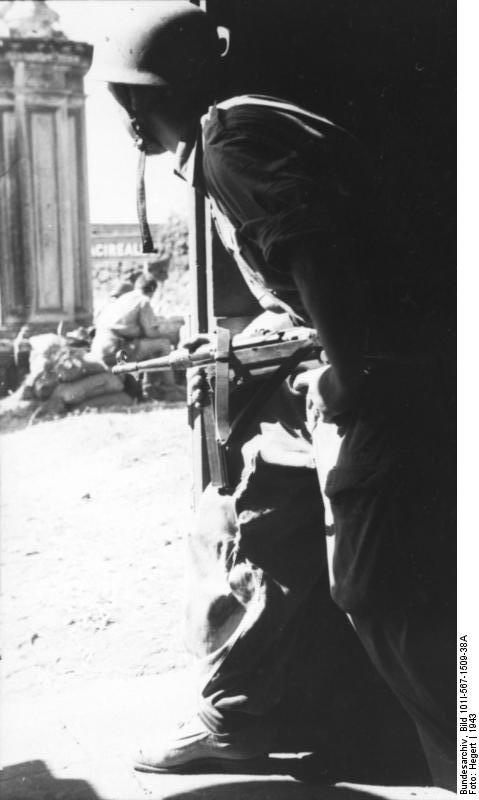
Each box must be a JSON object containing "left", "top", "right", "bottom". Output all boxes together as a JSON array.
[
  {"left": 112, "top": 346, "right": 215, "bottom": 375},
  {"left": 112, "top": 353, "right": 173, "bottom": 374}
]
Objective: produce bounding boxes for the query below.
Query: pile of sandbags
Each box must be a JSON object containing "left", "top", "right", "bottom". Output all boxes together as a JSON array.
[{"left": 15, "top": 333, "right": 135, "bottom": 415}]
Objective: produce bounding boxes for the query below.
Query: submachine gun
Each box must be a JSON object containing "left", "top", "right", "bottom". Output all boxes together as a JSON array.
[{"left": 112, "top": 326, "right": 322, "bottom": 490}]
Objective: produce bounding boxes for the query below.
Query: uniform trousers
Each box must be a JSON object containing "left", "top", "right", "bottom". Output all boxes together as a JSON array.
[{"left": 185, "top": 359, "right": 455, "bottom": 788}]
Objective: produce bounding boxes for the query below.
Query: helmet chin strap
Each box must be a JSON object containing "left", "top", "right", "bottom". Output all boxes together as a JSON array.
[
  {"left": 136, "top": 150, "right": 157, "bottom": 254},
  {"left": 132, "top": 118, "right": 157, "bottom": 255}
]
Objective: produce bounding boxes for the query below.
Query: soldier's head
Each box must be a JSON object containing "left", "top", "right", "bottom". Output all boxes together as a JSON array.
[
  {"left": 91, "top": 2, "right": 227, "bottom": 155},
  {"left": 134, "top": 275, "right": 158, "bottom": 297}
]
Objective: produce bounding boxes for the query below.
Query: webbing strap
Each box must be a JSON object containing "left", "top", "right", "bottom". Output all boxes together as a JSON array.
[{"left": 215, "top": 94, "right": 336, "bottom": 129}]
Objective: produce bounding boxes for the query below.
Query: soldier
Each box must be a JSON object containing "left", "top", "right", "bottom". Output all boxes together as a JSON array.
[
  {"left": 91, "top": 274, "right": 169, "bottom": 366},
  {"left": 91, "top": 2, "right": 455, "bottom": 788}
]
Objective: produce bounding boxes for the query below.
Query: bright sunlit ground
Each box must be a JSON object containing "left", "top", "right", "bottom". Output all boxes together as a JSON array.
[
  {"left": 0, "top": 404, "right": 193, "bottom": 698},
  {"left": 0, "top": 405, "right": 456, "bottom": 799}
]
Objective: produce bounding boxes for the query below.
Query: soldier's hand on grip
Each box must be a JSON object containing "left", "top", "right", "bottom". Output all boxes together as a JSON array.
[
  {"left": 292, "top": 364, "right": 362, "bottom": 431},
  {"left": 182, "top": 335, "right": 214, "bottom": 409}
]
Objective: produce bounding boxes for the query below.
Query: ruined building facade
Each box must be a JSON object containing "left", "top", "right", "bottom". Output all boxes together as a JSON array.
[{"left": 0, "top": 1, "right": 93, "bottom": 339}]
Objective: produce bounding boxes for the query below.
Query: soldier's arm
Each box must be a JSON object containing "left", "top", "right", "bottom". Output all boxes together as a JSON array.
[
  {"left": 138, "top": 300, "right": 161, "bottom": 338},
  {"left": 288, "top": 237, "right": 368, "bottom": 423}
]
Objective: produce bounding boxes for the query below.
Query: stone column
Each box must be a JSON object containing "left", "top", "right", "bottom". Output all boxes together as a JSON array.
[{"left": 0, "top": 1, "right": 93, "bottom": 336}]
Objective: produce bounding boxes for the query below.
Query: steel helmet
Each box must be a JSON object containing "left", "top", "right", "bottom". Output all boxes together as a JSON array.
[{"left": 91, "top": 1, "right": 223, "bottom": 90}]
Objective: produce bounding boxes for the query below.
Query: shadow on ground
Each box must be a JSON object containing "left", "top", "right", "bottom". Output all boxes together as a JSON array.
[
  {"left": 162, "top": 782, "right": 386, "bottom": 800},
  {"left": 0, "top": 761, "right": 101, "bottom": 800},
  {"left": 0, "top": 759, "right": 432, "bottom": 800}
]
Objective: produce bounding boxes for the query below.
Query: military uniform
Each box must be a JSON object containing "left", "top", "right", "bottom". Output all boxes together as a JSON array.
[{"left": 177, "top": 95, "right": 455, "bottom": 788}]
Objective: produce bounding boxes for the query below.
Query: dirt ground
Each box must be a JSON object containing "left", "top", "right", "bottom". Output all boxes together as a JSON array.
[
  {"left": 1, "top": 404, "right": 458, "bottom": 799},
  {"left": 0, "top": 403, "right": 194, "bottom": 698}
]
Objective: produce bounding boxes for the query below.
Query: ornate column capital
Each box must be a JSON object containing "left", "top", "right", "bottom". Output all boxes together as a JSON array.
[{"left": 0, "top": 1, "right": 65, "bottom": 39}]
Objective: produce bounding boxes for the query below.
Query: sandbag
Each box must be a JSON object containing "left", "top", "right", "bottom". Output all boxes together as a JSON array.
[
  {"left": 32, "top": 372, "right": 59, "bottom": 400},
  {"left": 50, "top": 372, "right": 124, "bottom": 406},
  {"left": 151, "top": 315, "right": 184, "bottom": 346},
  {"left": 75, "top": 391, "right": 134, "bottom": 411},
  {"left": 56, "top": 351, "right": 107, "bottom": 383},
  {"left": 22, "top": 368, "right": 59, "bottom": 401}
]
